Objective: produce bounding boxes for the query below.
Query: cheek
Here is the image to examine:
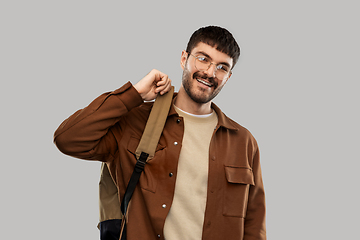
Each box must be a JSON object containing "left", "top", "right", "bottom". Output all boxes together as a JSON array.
[
  {"left": 218, "top": 78, "right": 228, "bottom": 87},
  {"left": 184, "top": 64, "right": 197, "bottom": 78},
  {"left": 218, "top": 80, "right": 225, "bottom": 87}
]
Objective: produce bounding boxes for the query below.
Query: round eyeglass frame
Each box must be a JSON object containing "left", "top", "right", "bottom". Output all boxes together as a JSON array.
[{"left": 187, "top": 52, "right": 232, "bottom": 81}]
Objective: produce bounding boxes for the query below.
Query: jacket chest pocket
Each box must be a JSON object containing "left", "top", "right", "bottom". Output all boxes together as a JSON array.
[
  {"left": 127, "top": 136, "right": 165, "bottom": 193},
  {"left": 223, "top": 166, "right": 255, "bottom": 218}
]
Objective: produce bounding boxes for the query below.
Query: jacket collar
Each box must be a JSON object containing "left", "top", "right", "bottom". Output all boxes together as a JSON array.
[
  {"left": 168, "top": 93, "right": 239, "bottom": 131},
  {"left": 211, "top": 102, "right": 239, "bottom": 131}
]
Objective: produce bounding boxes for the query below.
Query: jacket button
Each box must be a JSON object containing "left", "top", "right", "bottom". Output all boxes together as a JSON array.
[
  {"left": 162, "top": 204, "right": 167, "bottom": 208},
  {"left": 157, "top": 234, "right": 161, "bottom": 238},
  {"left": 176, "top": 119, "right": 181, "bottom": 123},
  {"left": 169, "top": 172, "right": 174, "bottom": 177},
  {"left": 174, "top": 142, "right": 178, "bottom": 146}
]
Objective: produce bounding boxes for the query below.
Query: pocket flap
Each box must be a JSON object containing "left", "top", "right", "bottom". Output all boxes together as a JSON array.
[
  {"left": 224, "top": 166, "right": 255, "bottom": 185},
  {"left": 127, "top": 137, "right": 139, "bottom": 155},
  {"left": 127, "top": 136, "right": 165, "bottom": 156}
]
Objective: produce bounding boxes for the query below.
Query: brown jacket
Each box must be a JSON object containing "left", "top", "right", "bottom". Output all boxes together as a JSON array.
[{"left": 54, "top": 82, "right": 266, "bottom": 240}]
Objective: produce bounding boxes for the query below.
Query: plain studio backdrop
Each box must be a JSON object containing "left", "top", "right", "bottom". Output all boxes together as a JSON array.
[{"left": 1, "top": 1, "right": 359, "bottom": 239}]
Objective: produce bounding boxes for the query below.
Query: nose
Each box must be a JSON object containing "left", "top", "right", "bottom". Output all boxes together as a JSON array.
[{"left": 204, "top": 63, "right": 217, "bottom": 78}]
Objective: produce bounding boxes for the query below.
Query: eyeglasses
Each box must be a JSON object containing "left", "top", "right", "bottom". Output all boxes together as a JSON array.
[{"left": 188, "top": 52, "right": 232, "bottom": 81}]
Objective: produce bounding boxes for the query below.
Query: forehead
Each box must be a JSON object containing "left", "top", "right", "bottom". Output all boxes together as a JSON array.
[{"left": 190, "top": 42, "right": 233, "bottom": 67}]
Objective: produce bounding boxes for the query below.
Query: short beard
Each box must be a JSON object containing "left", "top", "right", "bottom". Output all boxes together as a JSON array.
[{"left": 182, "top": 66, "right": 222, "bottom": 104}]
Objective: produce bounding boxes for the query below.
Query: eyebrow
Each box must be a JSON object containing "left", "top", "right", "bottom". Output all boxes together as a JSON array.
[{"left": 194, "top": 51, "right": 231, "bottom": 68}]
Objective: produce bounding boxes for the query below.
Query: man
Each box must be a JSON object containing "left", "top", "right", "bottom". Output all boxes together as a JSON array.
[{"left": 54, "top": 26, "right": 266, "bottom": 240}]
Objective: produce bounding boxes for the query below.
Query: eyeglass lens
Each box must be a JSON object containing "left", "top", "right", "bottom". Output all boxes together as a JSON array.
[{"left": 194, "top": 57, "right": 229, "bottom": 80}]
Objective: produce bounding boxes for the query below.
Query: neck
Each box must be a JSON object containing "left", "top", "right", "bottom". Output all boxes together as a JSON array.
[{"left": 174, "top": 87, "right": 213, "bottom": 115}]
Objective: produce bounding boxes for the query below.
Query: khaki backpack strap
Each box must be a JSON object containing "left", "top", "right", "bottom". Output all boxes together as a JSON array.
[
  {"left": 135, "top": 86, "right": 174, "bottom": 161},
  {"left": 98, "top": 87, "right": 174, "bottom": 230},
  {"left": 120, "top": 87, "right": 174, "bottom": 236}
]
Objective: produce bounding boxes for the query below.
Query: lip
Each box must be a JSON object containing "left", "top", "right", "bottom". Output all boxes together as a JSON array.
[{"left": 196, "top": 78, "right": 213, "bottom": 88}]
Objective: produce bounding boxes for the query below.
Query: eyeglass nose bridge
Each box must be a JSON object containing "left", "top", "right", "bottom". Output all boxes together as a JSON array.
[
  {"left": 200, "top": 61, "right": 218, "bottom": 78},
  {"left": 208, "top": 62, "right": 218, "bottom": 77}
]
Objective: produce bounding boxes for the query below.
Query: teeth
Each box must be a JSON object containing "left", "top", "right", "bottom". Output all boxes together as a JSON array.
[{"left": 197, "top": 78, "right": 212, "bottom": 87}]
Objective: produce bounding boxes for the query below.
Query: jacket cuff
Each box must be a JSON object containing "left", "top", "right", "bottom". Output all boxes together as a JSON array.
[{"left": 112, "top": 81, "right": 143, "bottom": 111}]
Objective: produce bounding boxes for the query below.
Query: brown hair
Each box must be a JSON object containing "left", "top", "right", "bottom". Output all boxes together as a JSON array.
[{"left": 186, "top": 26, "right": 240, "bottom": 69}]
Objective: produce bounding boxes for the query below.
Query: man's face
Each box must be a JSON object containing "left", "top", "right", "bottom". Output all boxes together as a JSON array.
[{"left": 180, "top": 42, "right": 233, "bottom": 104}]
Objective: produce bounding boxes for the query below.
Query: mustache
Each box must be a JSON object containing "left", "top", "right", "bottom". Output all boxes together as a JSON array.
[{"left": 193, "top": 72, "right": 218, "bottom": 88}]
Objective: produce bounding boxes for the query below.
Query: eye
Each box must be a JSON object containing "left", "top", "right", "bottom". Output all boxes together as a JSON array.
[
  {"left": 217, "top": 64, "right": 230, "bottom": 72},
  {"left": 197, "top": 56, "right": 209, "bottom": 63}
]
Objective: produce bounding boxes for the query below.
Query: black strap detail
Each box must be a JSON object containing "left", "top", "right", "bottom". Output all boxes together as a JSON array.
[{"left": 120, "top": 152, "right": 149, "bottom": 215}]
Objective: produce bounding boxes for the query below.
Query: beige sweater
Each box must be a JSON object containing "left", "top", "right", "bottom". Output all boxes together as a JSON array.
[{"left": 163, "top": 106, "right": 218, "bottom": 240}]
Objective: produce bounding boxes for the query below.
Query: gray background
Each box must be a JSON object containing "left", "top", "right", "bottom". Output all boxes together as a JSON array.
[{"left": 1, "top": 0, "right": 359, "bottom": 239}]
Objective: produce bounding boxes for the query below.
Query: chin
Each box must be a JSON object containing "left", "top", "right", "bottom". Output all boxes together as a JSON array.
[
  {"left": 187, "top": 88, "right": 217, "bottom": 104},
  {"left": 182, "top": 68, "right": 220, "bottom": 104}
]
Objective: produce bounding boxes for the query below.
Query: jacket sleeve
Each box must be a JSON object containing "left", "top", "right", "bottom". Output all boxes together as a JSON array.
[
  {"left": 244, "top": 148, "right": 267, "bottom": 240},
  {"left": 53, "top": 81, "right": 143, "bottom": 162}
]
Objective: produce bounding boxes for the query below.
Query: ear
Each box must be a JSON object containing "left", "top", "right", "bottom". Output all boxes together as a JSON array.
[
  {"left": 227, "top": 72, "right": 232, "bottom": 81},
  {"left": 180, "top": 50, "right": 188, "bottom": 70}
]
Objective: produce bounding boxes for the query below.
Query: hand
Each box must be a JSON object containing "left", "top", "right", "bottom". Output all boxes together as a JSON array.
[{"left": 133, "top": 69, "right": 172, "bottom": 101}]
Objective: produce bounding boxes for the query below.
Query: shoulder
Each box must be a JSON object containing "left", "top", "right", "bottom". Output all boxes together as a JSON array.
[
  {"left": 115, "top": 101, "right": 154, "bottom": 136},
  {"left": 215, "top": 111, "right": 260, "bottom": 166},
  {"left": 125, "top": 101, "right": 154, "bottom": 122},
  {"left": 213, "top": 103, "right": 256, "bottom": 138},
  {"left": 213, "top": 104, "right": 258, "bottom": 151},
  {"left": 228, "top": 115, "right": 257, "bottom": 144}
]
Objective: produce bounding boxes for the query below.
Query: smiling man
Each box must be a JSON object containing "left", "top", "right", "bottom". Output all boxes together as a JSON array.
[
  {"left": 176, "top": 41, "right": 233, "bottom": 112},
  {"left": 54, "top": 26, "right": 266, "bottom": 240}
]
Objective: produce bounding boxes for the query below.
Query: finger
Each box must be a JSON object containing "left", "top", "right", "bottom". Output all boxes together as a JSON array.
[
  {"left": 156, "top": 73, "right": 170, "bottom": 87},
  {"left": 158, "top": 78, "right": 172, "bottom": 95},
  {"left": 155, "top": 84, "right": 166, "bottom": 94},
  {"left": 157, "top": 75, "right": 170, "bottom": 88},
  {"left": 155, "top": 74, "right": 169, "bottom": 90}
]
